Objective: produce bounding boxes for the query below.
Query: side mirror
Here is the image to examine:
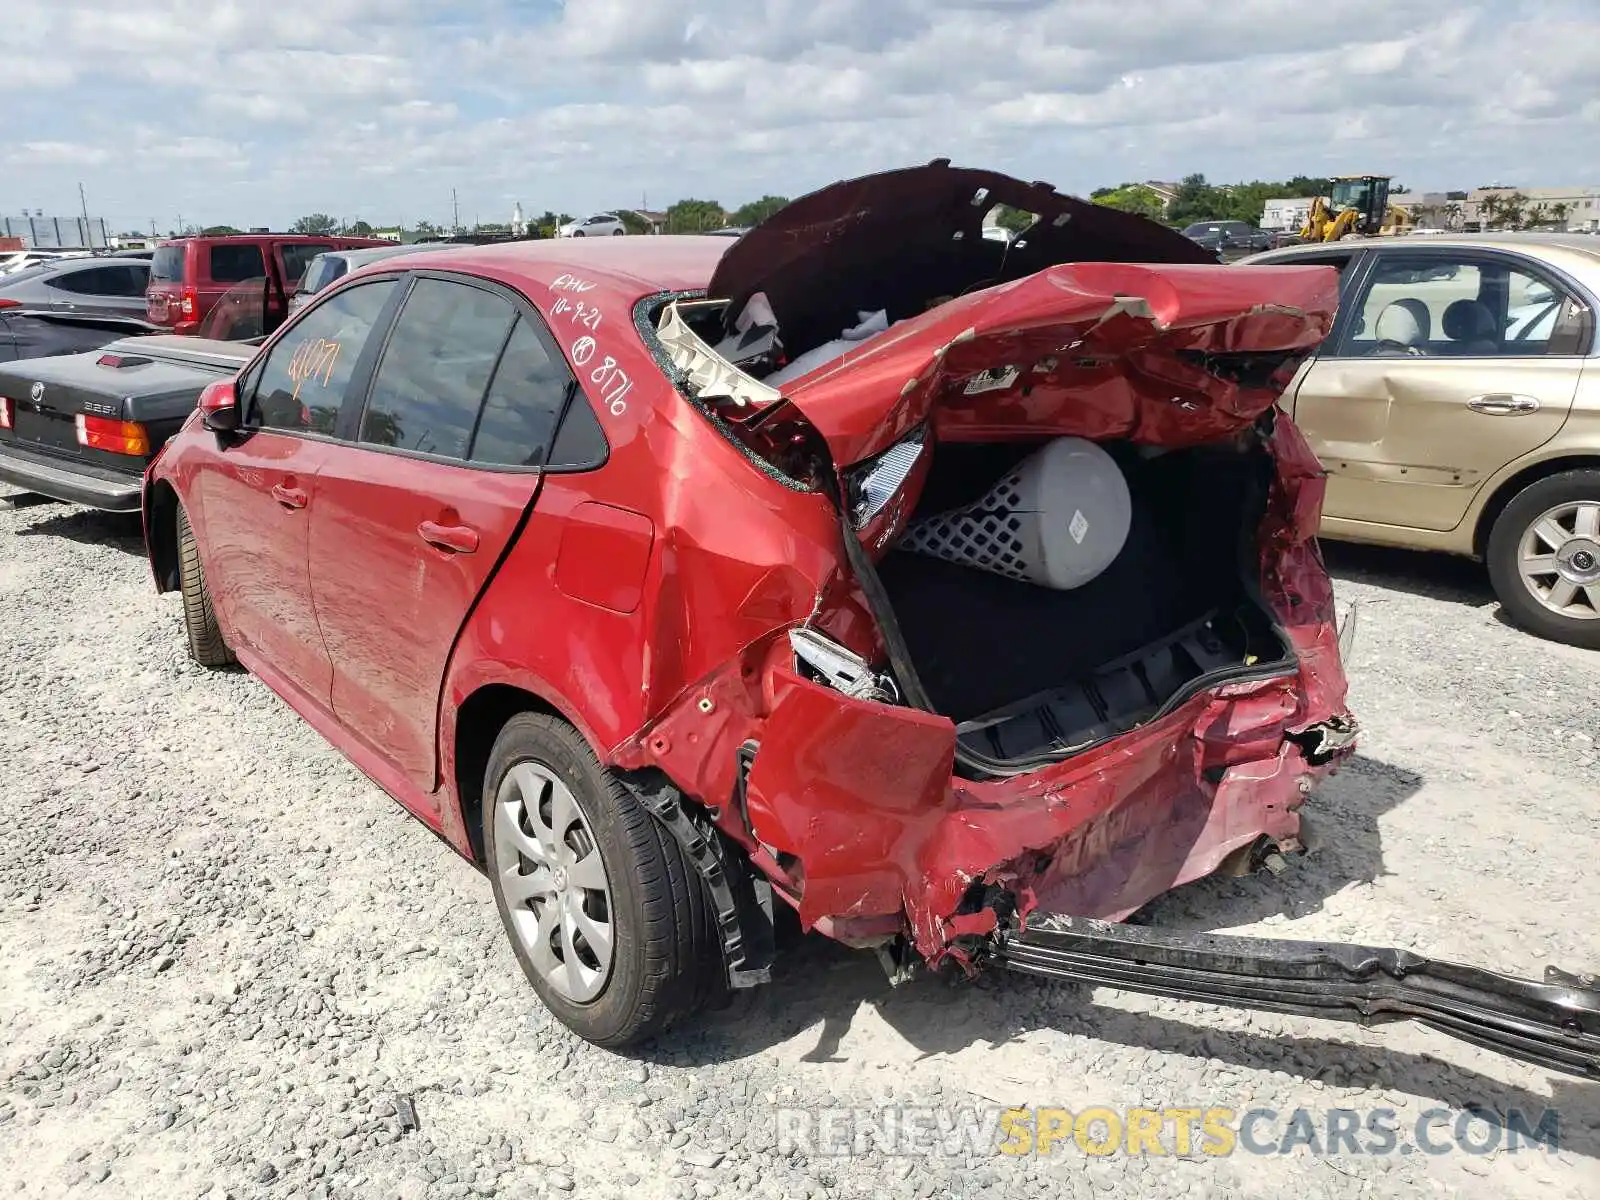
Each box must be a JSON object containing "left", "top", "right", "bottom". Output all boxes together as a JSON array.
[{"left": 198, "top": 379, "right": 242, "bottom": 433}]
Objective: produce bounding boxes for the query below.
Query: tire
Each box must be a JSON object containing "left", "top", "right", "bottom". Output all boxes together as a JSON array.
[
  {"left": 483, "top": 713, "right": 723, "bottom": 1047},
  {"left": 176, "top": 504, "right": 235, "bottom": 667},
  {"left": 1485, "top": 469, "right": 1600, "bottom": 650},
  {"left": 572, "top": 230, "right": 585, "bottom": 237},
  {"left": 611, "top": 228, "right": 624, "bottom": 236}
]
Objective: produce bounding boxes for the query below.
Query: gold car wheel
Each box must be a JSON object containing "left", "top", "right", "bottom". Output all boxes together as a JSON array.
[{"left": 1516, "top": 500, "right": 1600, "bottom": 620}]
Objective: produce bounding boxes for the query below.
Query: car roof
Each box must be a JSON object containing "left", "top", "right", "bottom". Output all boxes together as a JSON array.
[
  {"left": 1241, "top": 231, "right": 1600, "bottom": 279},
  {"left": 346, "top": 235, "right": 730, "bottom": 305},
  {"left": 324, "top": 243, "right": 455, "bottom": 266}
]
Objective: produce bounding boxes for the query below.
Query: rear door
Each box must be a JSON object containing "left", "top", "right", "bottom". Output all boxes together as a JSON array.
[
  {"left": 1286, "top": 247, "right": 1585, "bottom": 532},
  {"left": 307, "top": 274, "right": 579, "bottom": 800},
  {"left": 195, "top": 278, "right": 400, "bottom": 707}
]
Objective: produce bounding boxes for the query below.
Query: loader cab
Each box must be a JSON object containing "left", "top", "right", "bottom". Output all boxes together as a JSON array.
[{"left": 1329, "top": 176, "right": 1391, "bottom": 237}]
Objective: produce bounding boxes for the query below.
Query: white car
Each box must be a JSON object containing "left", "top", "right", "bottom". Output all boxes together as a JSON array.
[{"left": 557, "top": 213, "right": 626, "bottom": 238}]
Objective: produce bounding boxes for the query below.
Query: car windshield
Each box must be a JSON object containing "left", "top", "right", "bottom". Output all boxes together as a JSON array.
[{"left": 150, "top": 247, "right": 185, "bottom": 282}]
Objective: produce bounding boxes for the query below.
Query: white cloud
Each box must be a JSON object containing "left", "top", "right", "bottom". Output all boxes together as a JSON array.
[{"left": 1, "top": 0, "right": 1594, "bottom": 231}]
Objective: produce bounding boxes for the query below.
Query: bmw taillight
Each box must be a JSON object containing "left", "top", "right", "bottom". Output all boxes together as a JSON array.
[{"left": 75, "top": 413, "right": 151, "bottom": 456}]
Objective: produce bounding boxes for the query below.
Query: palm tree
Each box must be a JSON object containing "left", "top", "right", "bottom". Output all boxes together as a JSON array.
[{"left": 1443, "top": 202, "right": 1463, "bottom": 230}]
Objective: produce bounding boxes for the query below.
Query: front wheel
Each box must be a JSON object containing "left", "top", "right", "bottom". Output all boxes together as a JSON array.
[
  {"left": 482, "top": 714, "right": 723, "bottom": 1047},
  {"left": 1486, "top": 470, "right": 1600, "bottom": 649},
  {"left": 571, "top": 230, "right": 585, "bottom": 237},
  {"left": 176, "top": 504, "right": 235, "bottom": 667}
]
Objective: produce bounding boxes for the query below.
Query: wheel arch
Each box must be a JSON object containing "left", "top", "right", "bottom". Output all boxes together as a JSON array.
[
  {"left": 450, "top": 681, "right": 584, "bottom": 868},
  {"left": 1473, "top": 454, "right": 1600, "bottom": 558},
  {"left": 145, "top": 477, "right": 181, "bottom": 593}
]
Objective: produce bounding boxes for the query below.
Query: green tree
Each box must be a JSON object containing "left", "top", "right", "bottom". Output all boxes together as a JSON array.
[
  {"left": 290, "top": 213, "right": 340, "bottom": 236},
  {"left": 343, "top": 220, "right": 374, "bottom": 236},
  {"left": 616, "top": 210, "right": 653, "bottom": 235},
  {"left": 665, "top": 198, "right": 726, "bottom": 234},
  {"left": 1166, "top": 174, "right": 1223, "bottom": 226},
  {"left": 201, "top": 225, "right": 242, "bottom": 236},
  {"left": 1091, "top": 185, "right": 1165, "bottom": 221},
  {"left": 989, "top": 204, "right": 1038, "bottom": 233},
  {"left": 731, "top": 195, "right": 790, "bottom": 226},
  {"left": 414, "top": 219, "right": 442, "bottom": 239}
]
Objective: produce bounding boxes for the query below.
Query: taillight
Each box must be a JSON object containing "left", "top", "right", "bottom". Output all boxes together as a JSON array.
[
  {"left": 180, "top": 285, "right": 198, "bottom": 318},
  {"left": 75, "top": 413, "right": 151, "bottom": 456},
  {"left": 0, "top": 397, "right": 12, "bottom": 429},
  {"left": 0, "top": 298, "right": 20, "bottom": 310}
]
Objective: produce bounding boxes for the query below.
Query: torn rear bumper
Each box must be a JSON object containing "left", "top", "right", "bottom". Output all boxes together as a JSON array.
[{"left": 987, "top": 914, "right": 1600, "bottom": 1079}]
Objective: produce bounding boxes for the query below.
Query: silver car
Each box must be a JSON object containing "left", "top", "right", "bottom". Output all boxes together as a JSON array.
[
  {"left": 288, "top": 242, "right": 460, "bottom": 314},
  {"left": 0, "top": 256, "right": 151, "bottom": 322}
]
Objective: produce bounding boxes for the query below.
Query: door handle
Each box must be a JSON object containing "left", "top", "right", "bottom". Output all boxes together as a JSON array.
[
  {"left": 1467, "top": 393, "right": 1540, "bottom": 415},
  {"left": 270, "top": 483, "right": 309, "bottom": 509},
  {"left": 418, "top": 520, "right": 480, "bottom": 554}
]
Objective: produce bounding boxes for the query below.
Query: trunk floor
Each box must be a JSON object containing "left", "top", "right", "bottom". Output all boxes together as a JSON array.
[{"left": 878, "top": 490, "right": 1245, "bottom": 724}]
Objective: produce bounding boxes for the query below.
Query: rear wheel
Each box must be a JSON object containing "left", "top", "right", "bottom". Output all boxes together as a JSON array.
[
  {"left": 1486, "top": 470, "right": 1600, "bottom": 649},
  {"left": 176, "top": 504, "right": 235, "bottom": 667},
  {"left": 483, "top": 713, "right": 722, "bottom": 1047},
  {"left": 611, "top": 228, "right": 624, "bottom": 236}
]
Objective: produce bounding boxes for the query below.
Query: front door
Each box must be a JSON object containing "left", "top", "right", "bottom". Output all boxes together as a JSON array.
[
  {"left": 309, "top": 277, "right": 581, "bottom": 799},
  {"left": 198, "top": 277, "right": 398, "bottom": 707},
  {"left": 1288, "top": 249, "right": 1584, "bottom": 533}
]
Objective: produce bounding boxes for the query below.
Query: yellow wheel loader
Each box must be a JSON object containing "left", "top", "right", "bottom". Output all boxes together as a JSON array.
[{"left": 1299, "top": 176, "right": 1413, "bottom": 242}]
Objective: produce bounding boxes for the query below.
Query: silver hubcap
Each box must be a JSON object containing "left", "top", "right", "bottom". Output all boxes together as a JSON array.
[
  {"left": 493, "top": 762, "right": 614, "bottom": 1002},
  {"left": 1517, "top": 500, "right": 1600, "bottom": 620}
]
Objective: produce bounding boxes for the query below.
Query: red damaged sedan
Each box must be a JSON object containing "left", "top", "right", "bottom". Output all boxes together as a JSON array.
[{"left": 143, "top": 164, "right": 1600, "bottom": 1072}]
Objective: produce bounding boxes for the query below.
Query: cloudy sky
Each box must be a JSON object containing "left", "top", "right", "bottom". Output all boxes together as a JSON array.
[{"left": 5, "top": 0, "right": 1597, "bottom": 233}]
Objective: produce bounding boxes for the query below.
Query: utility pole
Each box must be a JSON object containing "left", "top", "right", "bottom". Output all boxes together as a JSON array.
[
  {"left": 78, "top": 182, "right": 93, "bottom": 247},
  {"left": 452, "top": 189, "right": 460, "bottom": 234}
]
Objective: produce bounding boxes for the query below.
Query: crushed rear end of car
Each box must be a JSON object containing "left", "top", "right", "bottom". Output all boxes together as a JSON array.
[{"left": 610, "top": 163, "right": 1600, "bottom": 1075}]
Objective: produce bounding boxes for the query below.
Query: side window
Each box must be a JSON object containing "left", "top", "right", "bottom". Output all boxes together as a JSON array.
[
  {"left": 1338, "top": 256, "right": 1579, "bottom": 358},
  {"left": 279, "top": 244, "right": 334, "bottom": 288},
  {"left": 1503, "top": 266, "right": 1578, "bottom": 353},
  {"left": 359, "top": 279, "right": 515, "bottom": 459},
  {"left": 210, "top": 244, "right": 266, "bottom": 284},
  {"left": 110, "top": 265, "right": 150, "bottom": 296},
  {"left": 250, "top": 280, "right": 396, "bottom": 433},
  {"left": 469, "top": 316, "right": 577, "bottom": 467},
  {"left": 1337, "top": 257, "right": 1481, "bottom": 356},
  {"left": 44, "top": 267, "right": 111, "bottom": 295}
]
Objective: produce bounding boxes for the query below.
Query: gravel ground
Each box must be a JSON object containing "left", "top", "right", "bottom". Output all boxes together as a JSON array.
[{"left": 2, "top": 497, "right": 1598, "bottom": 1200}]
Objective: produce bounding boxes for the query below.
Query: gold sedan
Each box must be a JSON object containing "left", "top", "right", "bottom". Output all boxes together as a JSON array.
[{"left": 1241, "top": 232, "right": 1600, "bottom": 649}]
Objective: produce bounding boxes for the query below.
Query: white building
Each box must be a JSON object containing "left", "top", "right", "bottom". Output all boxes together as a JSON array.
[
  {"left": 1464, "top": 186, "right": 1600, "bottom": 232},
  {"left": 1261, "top": 198, "right": 1314, "bottom": 232}
]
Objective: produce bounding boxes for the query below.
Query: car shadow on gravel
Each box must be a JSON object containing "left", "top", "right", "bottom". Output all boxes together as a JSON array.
[
  {"left": 9, "top": 505, "right": 145, "bottom": 554},
  {"left": 1322, "top": 540, "right": 1495, "bottom": 608}
]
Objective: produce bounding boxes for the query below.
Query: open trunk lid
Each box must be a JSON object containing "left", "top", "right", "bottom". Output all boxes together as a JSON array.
[{"left": 658, "top": 162, "right": 1338, "bottom": 469}]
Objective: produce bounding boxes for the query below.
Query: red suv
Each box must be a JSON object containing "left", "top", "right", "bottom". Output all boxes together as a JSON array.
[
  {"left": 140, "top": 166, "right": 1600, "bottom": 1074},
  {"left": 145, "top": 233, "right": 390, "bottom": 337}
]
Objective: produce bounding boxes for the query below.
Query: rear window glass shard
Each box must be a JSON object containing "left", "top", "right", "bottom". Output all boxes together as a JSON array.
[{"left": 361, "top": 279, "right": 515, "bottom": 460}]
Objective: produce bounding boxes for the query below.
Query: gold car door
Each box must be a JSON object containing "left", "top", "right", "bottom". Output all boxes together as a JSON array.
[{"left": 1287, "top": 251, "right": 1582, "bottom": 534}]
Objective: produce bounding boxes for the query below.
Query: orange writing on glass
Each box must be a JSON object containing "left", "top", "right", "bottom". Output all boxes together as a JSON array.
[{"left": 288, "top": 338, "right": 342, "bottom": 402}]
